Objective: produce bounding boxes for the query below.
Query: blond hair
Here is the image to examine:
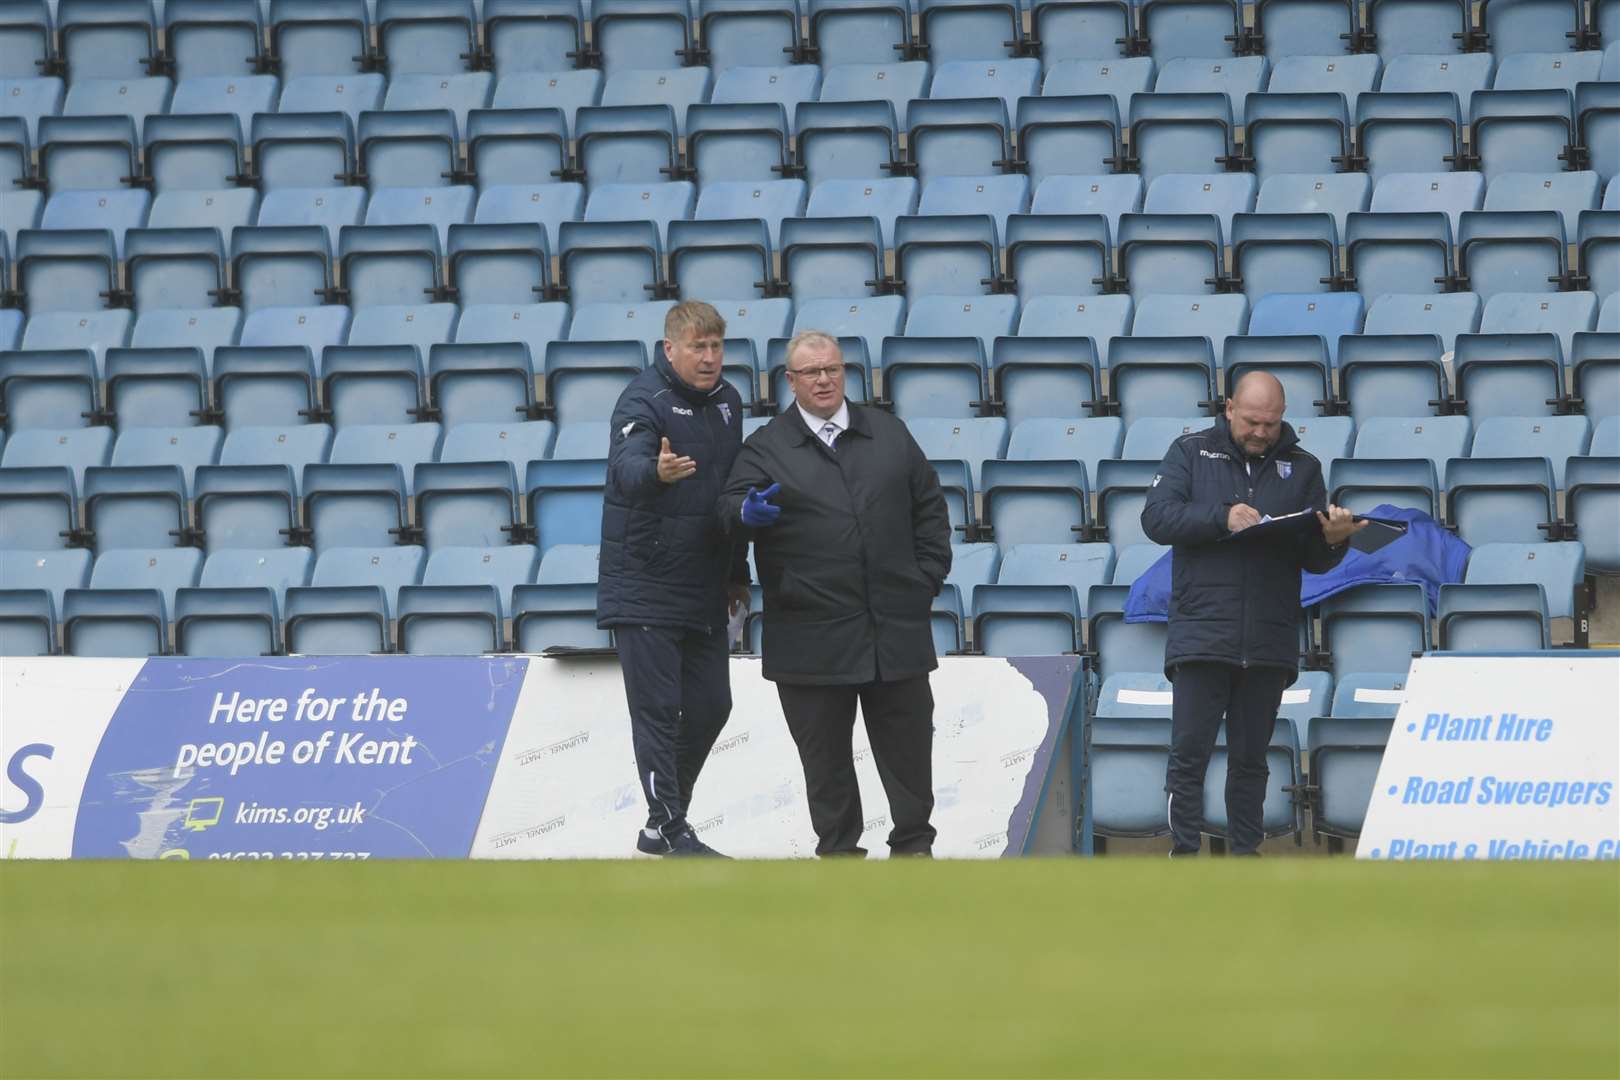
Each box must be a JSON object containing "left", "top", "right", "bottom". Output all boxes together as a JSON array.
[
  {"left": 784, "top": 329, "right": 840, "bottom": 367},
  {"left": 663, "top": 300, "right": 726, "bottom": 342}
]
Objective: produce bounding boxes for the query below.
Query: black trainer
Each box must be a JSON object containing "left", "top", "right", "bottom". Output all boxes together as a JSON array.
[{"left": 635, "top": 828, "right": 729, "bottom": 858}]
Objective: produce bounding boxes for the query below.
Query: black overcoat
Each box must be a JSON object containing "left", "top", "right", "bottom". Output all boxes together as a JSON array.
[{"left": 719, "top": 404, "right": 952, "bottom": 685}]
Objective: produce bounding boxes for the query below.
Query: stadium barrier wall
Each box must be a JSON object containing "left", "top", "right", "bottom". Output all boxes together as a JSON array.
[
  {"left": 0, "top": 655, "right": 1085, "bottom": 860},
  {"left": 1358, "top": 654, "right": 1620, "bottom": 861}
]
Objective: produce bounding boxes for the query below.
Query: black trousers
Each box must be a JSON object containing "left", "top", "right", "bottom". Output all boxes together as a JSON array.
[
  {"left": 1166, "top": 662, "right": 1289, "bottom": 856},
  {"left": 616, "top": 624, "right": 732, "bottom": 840},
  {"left": 777, "top": 675, "right": 937, "bottom": 857}
]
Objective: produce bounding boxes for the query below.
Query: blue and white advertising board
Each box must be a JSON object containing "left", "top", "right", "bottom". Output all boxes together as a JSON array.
[
  {"left": 2, "top": 655, "right": 1082, "bottom": 859},
  {"left": 1358, "top": 654, "right": 1620, "bottom": 860}
]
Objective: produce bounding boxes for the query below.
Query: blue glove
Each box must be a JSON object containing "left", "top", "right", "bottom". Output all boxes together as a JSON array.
[{"left": 741, "top": 483, "right": 781, "bottom": 527}]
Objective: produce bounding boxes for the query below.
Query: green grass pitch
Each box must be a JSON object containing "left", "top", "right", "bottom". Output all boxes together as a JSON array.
[{"left": 2, "top": 860, "right": 1616, "bottom": 1078}]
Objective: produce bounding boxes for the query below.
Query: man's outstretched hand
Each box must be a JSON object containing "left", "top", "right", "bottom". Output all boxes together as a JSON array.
[
  {"left": 741, "top": 483, "right": 781, "bottom": 527},
  {"left": 1318, "top": 504, "right": 1369, "bottom": 546},
  {"left": 657, "top": 437, "right": 697, "bottom": 484}
]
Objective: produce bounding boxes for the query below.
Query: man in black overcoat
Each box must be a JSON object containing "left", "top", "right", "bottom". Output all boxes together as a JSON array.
[{"left": 719, "top": 330, "right": 952, "bottom": 857}]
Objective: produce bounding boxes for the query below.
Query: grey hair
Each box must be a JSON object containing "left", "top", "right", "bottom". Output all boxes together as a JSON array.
[{"left": 784, "top": 329, "right": 841, "bottom": 368}]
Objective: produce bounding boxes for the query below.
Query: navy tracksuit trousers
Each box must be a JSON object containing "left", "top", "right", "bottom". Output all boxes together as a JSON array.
[
  {"left": 1166, "top": 661, "right": 1290, "bottom": 855},
  {"left": 615, "top": 624, "right": 732, "bottom": 840}
]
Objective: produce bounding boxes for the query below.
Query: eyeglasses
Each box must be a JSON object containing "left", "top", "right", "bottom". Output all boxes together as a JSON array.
[{"left": 786, "top": 364, "right": 843, "bottom": 382}]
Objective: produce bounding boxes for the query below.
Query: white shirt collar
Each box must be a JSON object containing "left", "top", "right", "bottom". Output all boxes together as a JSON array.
[{"left": 796, "top": 400, "right": 850, "bottom": 440}]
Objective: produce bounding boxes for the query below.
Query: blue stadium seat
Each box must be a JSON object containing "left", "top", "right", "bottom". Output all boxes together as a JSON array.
[
  {"left": 1566, "top": 455, "right": 1620, "bottom": 574},
  {"left": 916, "top": 0, "right": 1026, "bottom": 61},
  {"left": 1012, "top": 95, "right": 1119, "bottom": 196},
  {"left": 557, "top": 219, "right": 666, "bottom": 305},
  {"left": 711, "top": 65, "right": 822, "bottom": 132},
  {"left": 1576, "top": 82, "right": 1620, "bottom": 190},
  {"left": 465, "top": 107, "right": 568, "bottom": 196},
  {"left": 1, "top": 427, "right": 114, "bottom": 490},
  {"left": 0, "top": 0, "right": 54, "bottom": 78},
  {"left": 309, "top": 545, "right": 424, "bottom": 624},
  {"left": 0, "top": 547, "right": 92, "bottom": 619},
  {"left": 1337, "top": 333, "right": 1448, "bottom": 421},
  {"left": 694, "top": 181, "right": 806, "bottom": 252},
  {"left": 62, "top": 588, "right": 167, "bottom": 657},
  {"left": 172, "top": 586, "right": 280, "bottom": 657},
  {"left": 197, "top": 546, "right": 313, "bottom": 609},
  {"left": 362, "top": 188, "right": 476, "bottom": 254},
  {"left": 1470, "top": 415, "right": 1590, "bottom": 488},
  {"left": 1444, "top": 455, "right": 1556, "bottom": 546},
  {"left": 1464, "top": 540, "right": 1586, "bottom": 620},
  {"left": 218, "top": 423, "right": 333, "bottom": 477},
  {"left": 1361, "top": 293, "right": 1480, "bottom": 354},
  {"left": 1264, "top": 55, "right": 1381, "bottom": 113},
  {"left": 1043, "top": 57, "right": 1156, "bottom": 122},
  {"left": 684, "top": 103, "right": 790, "bottom": 185},
  {"left": 413, "top": 461, "right": 525, "bottom": 549},
  {"left": 512, "top": 582, "right": 611, "bottom": 653},
  {"left": 574, "top": 103, "right": 681, "bottom": 189},
  {"left": 284, "top": 582, "right": 390, "bottom": 653},
  {"left": 0, "top": 588, "right": 56, "bottom": 656},
  {"left": 1308, "top": 713, "right": 1393, "bottom": 840},
  {"left": 249, "top": 111, "right": 356, "bottom": 198},
  {"left": 228, "top": 225, "right": 333, "bottom": 313},
  {"left": 543, "top": 340, "right": 647, "bottom": 425},
  {"left": 483, "top": 0, "right": 586, "bottom": 77},
  {"left": 141, "top": 112, "right": 245, "bottom": 196},
  {"left": 1142, "top": 173, "right": 1256, "bottom": 242},
  {"left": 121, "top": 228, "right": 226, "bottom": 314},
  {"left": 1239, "top": 93, "right": 1350, "bottom": 183},
  {"left": 1570, "top": 332, "right": 1620, "bottom": 420},
  {"left": 1092, "top": 458, "right": 1160, "bottom": 549},
  {"left": 808, "top": 0, "right": 915, "bottom": 65},
  {"left": 979, "top": 458, "right": 1090, "bottom": 546},
  {"left": 711, "top": 299, "right": 793, "bottom": 362},
  {"left": 1364, "top": 0, "right": 1470, "bottom": 59},
  {"left": 818, "top": 60, "right": 931, "bottom": 126},
  {"left": 444, "top": 222, "right": 551, "bottom": 310},
  {"left": 904, "top": 295, "right": 1019, "bottom": 356},
  {"left": 1352, "top": 91, "right": 1461, "bottom": 182},
  {"left": 1085, "top": 581, "right": 1166, "bottom": 678},
  {"left": 667, "top": 218, "right": 775, "bottom": 302},
  {"left": 129, "top": 308, "right": 242, "bottom": 358},
  {"left": 354, "top": 108, "right": 462, "bottom": 192},
  {"left": 880, "top": 336, "right": 987, "bottom": 419},
  {"left": 1006, "top": 416, "right": 1123, "bottom": 496},
  {"left": 1343, "top": 211, "right": 1454, "bottom": 300},
  {"left": 81, "top": 465, "right": 186, "bottom": 552},
  {"left": 0, "top": 348, "right": 99, "bottom": 433},
  {"left": 1479, "top": 292, "right": 1597, "bottom": 364},
  {"left": 0, "top": 465, "right": 78, "bottom": 551},
  {"left": 1108, "top": 335, "right": 1211, "bottom": 424},
  {"left": 193, "top": 464, "right": 299, "bottom": 553},
  {"left": 396, "top": 583, "right": 504, "bottom": 654},
  {"left": 1003, "top": 214, "right": 1112, "bottom": 304},
  {"left": 1378, "top": 52, "right": 1495, "bottom": 115},
  {"left": 791, "top": 99, "right": 899, "bottom": 188},
  {"left": 1451, "top": 332, "right": 1566, "bottom": 421},
  {"left": 301, "top": 462, "right": 409, "bottom": 552},
  {"left": 526, "top": 459, "right": 608, "bottom": 553},
  {"left": 587, "top": 0, "right": 693, "bottom": 76},
  {"left": 891, "top": 214, "right": 1000, "bottom": 302},
  {"left": 569, "top": 300, "right": 677, "bottom": 343},
  {"left": 328, "top": 424, "right": 443, "bottom": 494},
  {"left": 89, "top": 545, "right": 203, "bottom": 616},
  {"left": 1254, "top": 172, "right": 1370, "bottom": 241},
  {"left": 584, "top": 182, "right": 696, "bottom": 247},
  {"left": 110, "top": 426, "right": 223, "bottom": 486},
  {"left": 971, "top": 582, "right": 1081, "bottom": 655},
  {"left": 1154, "top": 56, "right": 1268, "bottom": 125},
  {"left": 1291, "top": 415, "right": 1356, "bottom": 466},
  {"left": 1121, "top": 415, "right": 1211, "bottom": 459},
  {"left": 1455, "top": 211, "right": 1567, "bottom": 302},
  {"left": 1016, "top": 294, "right": 1133, "bottom": 367},
  {"left": 1317, "top": 582, "right": 1428, "bottom": 681},
  {"left": 61, "top": 73, "right": 171, "bottom": 141},
  {"left": 1116, "top": 213, "right": 1225, "bottom": 299},
  {"left": 1227, "top": 213, "right": 1338, "bottom": 304},
  {"left": 1369, "top": 172, "right": 1481, "bottom": 243},
  {"left": 1088, "top": 716, "right": 1173, "bottom": 839},
  {"left": 455, "top": 301, "right": 572, "bottom": 362},
  {"left": 420, "top": 543, "right": 536, "bottom": 621},
  {"left": 1476, "top": 0, "right": 1584, "bottom": 54},
  {"left": 492, "top": 70, "right": 603, "bottom": 134},
  {"left": 1028, "top": 0, "right": 1133, "bottom": 64},
  {"left": 268, "top": 0, "right": 373, "bottom": 80},
  {"left": 602, "top": 68, "right": 712, "bottom": 136},
  {"left": 699, "top": 0, "right": 805, "bottom": 73},
  {"left": 426, "top": 341, "right": 540, "bottom": 426},
  {"left": 1246, "top": 293, "right": 1363, "bottom": 365},
  {"left": 278, "top": 74, "right": 386, "bottom": 125},
  {"left": 1030, "top": 175, "right": 1145, "bottom": 240},
  {"left": 1485, "top": 172, "right": 1601, "bottom": 239},
  {"left": 919, "top": 176, "right": 1030, "bottom": 240},
  {"left": 1132, "top": 294, "right": 1248, "bottom": 365},
  {"left": 210, "top": 344, "right": 316, "bottom": 430},
  {"left": 1575, "top": 213, "right": 1619, "bottom": 300},
  {"left": 474, "top": 183, "right": 586, "bottom": 251},
  {"left": 1126, "top": 92, "right": 1234, "bottom": 185},
  {"left": 778, "top": 215, "right": 886, "bottom": 302},
  {"left": 536, "top": 543, "right": 602, "bottom": 585},
  {"left": 1354, "top": 413, "right": 1472, "bottom": 482},
  {"left": 989, "top": 342, "right": 1102, "bottom": 426},
  {"left": 1094, "top": 671, "right": 1176, "bottom": 718},
  {"left": 1436, "top": 580, "right": 1549, "bottom": 651},
  {"left": 996, "top": 542, "right": 1115, "bottom": 615},
  {"left": 12, "top": 228, "right": 118, "bottom": 313},
  {"left": 375, "top": 0, "right": 480, "bottom": 76},
  {"left": 1467, "top": 88, "right": 1577, "bottom": 182},
  {"left": 1222, "top": 335, "right": 1332, "bottom": 418},
  {"left": 1138, "top": 0, "right": 1244, "bottom": 64},
  {"left": 789, "top": 297, "right": 903, "bottom": 362},
  {"left": 1490, "top": 50, "right": 1602, "bottom": 95}
]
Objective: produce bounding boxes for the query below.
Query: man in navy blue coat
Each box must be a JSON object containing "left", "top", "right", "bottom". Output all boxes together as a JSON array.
[
  {"left": 597, "top": 302, "right": 749, "bottom": 857},
  {"left": 1142, "top": 372, "right": 1364, "bottom": 856}
]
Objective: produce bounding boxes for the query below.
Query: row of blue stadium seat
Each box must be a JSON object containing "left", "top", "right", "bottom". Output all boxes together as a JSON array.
[
  {"left": 6, "top": 68, "right": 1618, "bottom": 193},
  {"left": 5, "top": 323, "right": 1619, "bottom": 441},
  {"left": 6, "top": 190, "right": 1619, "bottom": 320},
  {"left": 0, "top": 535, "right": 1594, "bottom": 667},
  {"left": 5, "top": 0, "right": 1616, "bottom": 84},
  {"left": 3, "top": 420, "right": 1614, "bottom": 562}
]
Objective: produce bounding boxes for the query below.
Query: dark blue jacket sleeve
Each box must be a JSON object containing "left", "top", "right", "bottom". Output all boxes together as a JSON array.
[
  {"left": 1140, "top": 438, "right": 1231, "bottom": 547},
  {"left": 607, "top": 389, "right": 662, "bottom": 502}
]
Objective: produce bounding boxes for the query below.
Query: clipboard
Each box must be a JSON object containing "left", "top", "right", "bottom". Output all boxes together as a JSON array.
[{"left": 1220, "top": 510, "right": 1410, "bottom": 550}]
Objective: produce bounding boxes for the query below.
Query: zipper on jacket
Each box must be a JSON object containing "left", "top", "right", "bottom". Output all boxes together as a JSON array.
[{"left": 1240, "top": 470, "right": 1252, "bottom": 669}]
